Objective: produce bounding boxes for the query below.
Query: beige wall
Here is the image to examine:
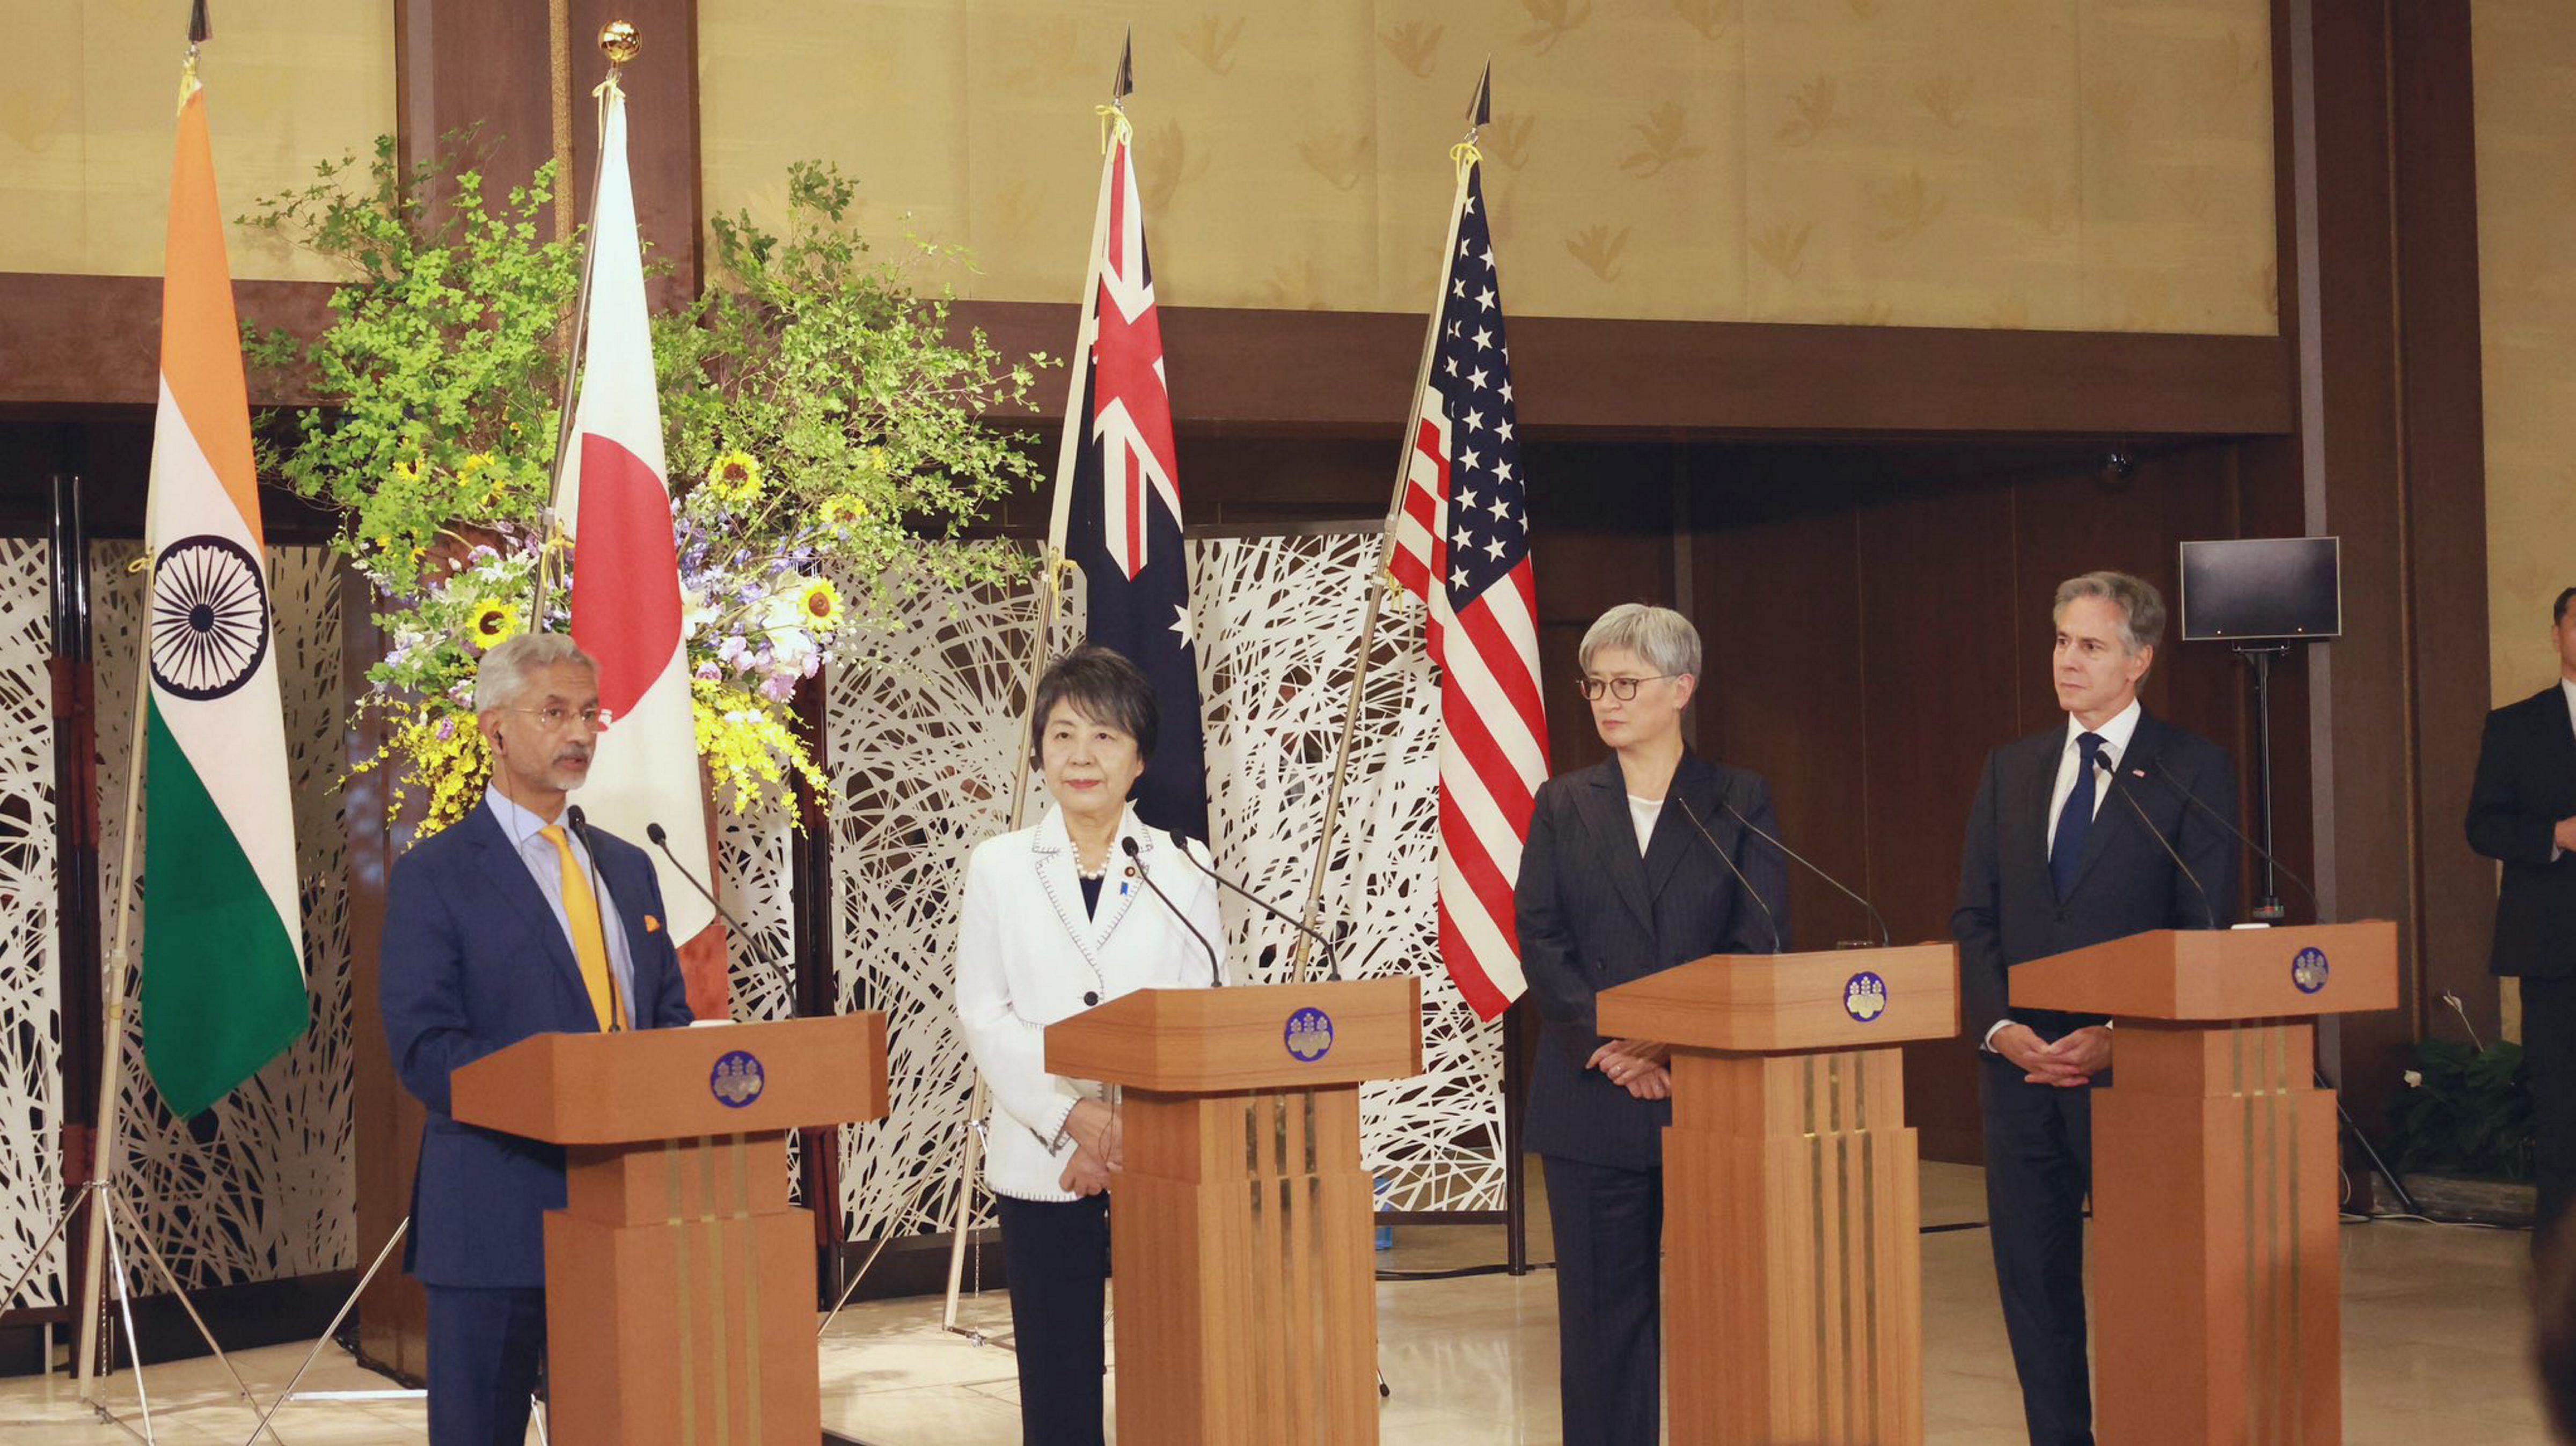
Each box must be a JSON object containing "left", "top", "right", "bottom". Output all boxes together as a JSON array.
[
  {"left": 700, "top": 0, "right": 2277, "bottom": 331},
  {"left": 0, "top": 1, "right": 393, "bottom": 281},
  {"left": 2477, "top": 0, "right": 2576, "bottom": 706}
]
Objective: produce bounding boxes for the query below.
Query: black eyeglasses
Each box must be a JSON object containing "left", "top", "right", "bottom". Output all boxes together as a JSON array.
[
  {"left": 504, "top": 703, "right": 604, "bottom": 731},
  {"left": 1575, "top": 675, "right": 1677, "bottom": 702}
]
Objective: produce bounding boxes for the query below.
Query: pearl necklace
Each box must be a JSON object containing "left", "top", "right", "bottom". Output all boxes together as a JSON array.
[{"left": 1074, "top": 845, "right": 1114, "bottom": 881}]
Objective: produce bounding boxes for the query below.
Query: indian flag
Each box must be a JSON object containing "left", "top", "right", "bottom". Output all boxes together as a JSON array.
[{"left": 137, "top": 65, "right": 308, "bottom": 1119}]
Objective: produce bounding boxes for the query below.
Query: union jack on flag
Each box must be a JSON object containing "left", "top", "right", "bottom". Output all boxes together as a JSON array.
[
  {"left": 1389, "top": 162, "right": 1546, "bottom": 1022},
  {"left": 1058, "top": 119, "right": 1210, "bottom": 844}
]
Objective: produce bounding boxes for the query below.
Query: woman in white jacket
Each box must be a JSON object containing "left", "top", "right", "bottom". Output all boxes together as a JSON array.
[{"left": 953, "top": 645, "right": 1225, "bottom": 1446}]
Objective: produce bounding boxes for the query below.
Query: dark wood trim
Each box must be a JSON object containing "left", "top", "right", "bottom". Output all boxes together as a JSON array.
[{"left": 0, "top": 270, "right": 2292, "bottom": 442}]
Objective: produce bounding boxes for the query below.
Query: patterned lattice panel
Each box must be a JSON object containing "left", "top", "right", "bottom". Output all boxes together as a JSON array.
[
  {"left": 0, "top": 539, "right": 62, "bottom": 1310},
  {"left": 718, "top": 798, "right": 801, "bottom": 1198},
  {"left": 1190, "top": 531, "right": 1502, "bottom": 1213},
  {"left": 824, "top": 573, "right": 1067, "bottom": 1243},
  {"left": 92, "top": 542, "right": 354, "bottom": 1289},
  {"left": 823, "top": 532, "right": 1501, "bottom": 1247}
]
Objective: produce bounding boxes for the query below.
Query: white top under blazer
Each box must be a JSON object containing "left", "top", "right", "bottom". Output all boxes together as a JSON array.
[{"left": 953, "top": 803, "right": 1227, "bottom": 1202}]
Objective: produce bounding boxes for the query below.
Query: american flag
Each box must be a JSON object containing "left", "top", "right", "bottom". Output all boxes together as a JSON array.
[
  {"left": 1058, "top": 122, "right": 1210, "bottom": 843},
  {"left": 1389, "top": 162, "right": 1545, "bottom": 1022}
]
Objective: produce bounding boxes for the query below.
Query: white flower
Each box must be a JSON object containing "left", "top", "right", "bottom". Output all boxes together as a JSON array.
[{"left": 2403, "top": 1070, "right": 2423, "bottom": 1088}]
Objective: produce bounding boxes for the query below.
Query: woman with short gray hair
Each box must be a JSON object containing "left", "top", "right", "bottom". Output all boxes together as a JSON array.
[{"left": 1515, "top": 602, "right": 1789, "bottom": 1446}]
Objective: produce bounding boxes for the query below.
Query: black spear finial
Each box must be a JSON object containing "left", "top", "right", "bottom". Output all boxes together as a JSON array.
[
  {"left": 189, "top": 0, "right": 211, "bottom": 46},
  {"left": 1113, "top": 27, "right": 1135, "bottom": 103},
  {"left": 1467, "top": 60, "right": 1491, "bottom": 129}
]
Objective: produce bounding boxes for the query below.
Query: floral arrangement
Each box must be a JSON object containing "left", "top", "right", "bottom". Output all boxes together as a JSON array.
[{"left": 244, "top": 138, "right": 1046, "bottom": 831}]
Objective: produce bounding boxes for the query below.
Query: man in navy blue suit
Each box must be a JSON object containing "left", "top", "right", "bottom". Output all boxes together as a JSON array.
[
  {"left": 380, "top": 632, "right": 695, "bottom": 1446},
  {"left": 1953, "top": 571, "right": 2237, "bottom": 1446}
]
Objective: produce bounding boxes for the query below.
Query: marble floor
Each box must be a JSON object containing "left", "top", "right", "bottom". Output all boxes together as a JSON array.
[{"left": 0, "top": 1164, "right": 2556, "bottom": 1444}]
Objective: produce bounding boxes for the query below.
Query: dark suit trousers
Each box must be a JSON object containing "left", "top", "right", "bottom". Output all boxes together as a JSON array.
[
  {"left": 1981, "top": 1054, "right": 2097, "bottom": 1446},
  {"left": 425, "top": 1284, "right": 545, "bottom": 1446},
  {"left": 996, "top": 1192, "right": 1111, "bottom": 1446},
  {"left": 2528, "top": 978, "right": 2576, "bottom": 1246},
  {"left": 1543, "top": 1154, "right": 1663, "bottom": 1446}
]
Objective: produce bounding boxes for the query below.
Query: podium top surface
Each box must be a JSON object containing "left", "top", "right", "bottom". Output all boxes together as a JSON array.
[
  {"left": 451, "top": 1012, "right": 889, "bottom": 1146},
  {"left": 2008, "top": 921, "right": 2397, "bottom": 1021},
  {"left": 1045, "top": 977, "right": 1424, "bottom": 1092},
  {"left": 1595, "top": 942, "right": 1959, "bottom": 1053}
]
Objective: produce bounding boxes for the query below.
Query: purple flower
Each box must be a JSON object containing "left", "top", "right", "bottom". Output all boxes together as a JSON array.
[
  {"left": 759, "top": 672, "right": 798, "bottom": 702},
  {"left": 694, "top": 660, "right": 722, "bottom": 682}
]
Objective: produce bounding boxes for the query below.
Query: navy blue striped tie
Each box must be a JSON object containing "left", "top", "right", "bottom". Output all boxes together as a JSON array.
[{"left": 2050, "top": 732, "right": 2107, "bottom": 900}]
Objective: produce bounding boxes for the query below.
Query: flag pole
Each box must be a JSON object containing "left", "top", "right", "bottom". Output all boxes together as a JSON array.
[
  {"left": 1285, "top": 66, "right": 1489, "bottom": 982},
  {"left": 71, "top": 559, "right": 156, "bottom": 1400},
  {"left": 530, "top": 24, "right": 632, "bottom": 629},
  {"left": 933, "top": 33, "right": 1131, "bottom": 1339}
]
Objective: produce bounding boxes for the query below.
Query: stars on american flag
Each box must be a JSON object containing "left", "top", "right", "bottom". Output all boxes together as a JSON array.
[{"left": 1431, "top": 183, "right": 1526, "bottom": 608}]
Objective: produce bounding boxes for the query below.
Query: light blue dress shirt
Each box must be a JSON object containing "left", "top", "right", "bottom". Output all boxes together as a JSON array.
[{"left": 484, "top": 785, "right": 636, "bottom": 1029}]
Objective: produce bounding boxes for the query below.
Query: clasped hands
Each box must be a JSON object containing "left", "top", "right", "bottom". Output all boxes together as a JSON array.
[
  {"left": 1992, "top": 1022, "right": 2112, "bottom": 1088},
  {"left": 1587, "top": 1038, "right": 1672, "bottom": 1100},
  {"left": 1057, "top": 1097, "right": 1121, "bottom": 1197}
]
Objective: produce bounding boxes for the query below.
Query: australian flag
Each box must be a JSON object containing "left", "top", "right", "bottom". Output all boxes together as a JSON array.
[{"left": 1058, "top": 123, "right": 1210, "bottom": 843}]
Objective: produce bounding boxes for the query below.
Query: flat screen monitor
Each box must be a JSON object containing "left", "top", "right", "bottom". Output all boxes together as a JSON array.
[{"left": 2178, "top": 537, "right": 2341, "bottom": 642}]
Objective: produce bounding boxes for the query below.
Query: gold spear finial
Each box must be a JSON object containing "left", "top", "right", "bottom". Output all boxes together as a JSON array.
[{"left": 598, "top": 19, "right": 640, "bottom": 66}]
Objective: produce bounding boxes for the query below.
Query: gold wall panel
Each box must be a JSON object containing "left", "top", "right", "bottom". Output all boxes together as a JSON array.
[
  {"left": 701, "top": 0, "right": 2277, "bottom": 332},
  {"left": 0, "top": 1, "right": 393, "bottom": 281},
  {"left": 2476, "top": 0, "right": 2576, "bottom": 704}
]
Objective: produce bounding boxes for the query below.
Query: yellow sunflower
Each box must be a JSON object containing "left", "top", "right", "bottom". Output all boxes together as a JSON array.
[
  {"left": 467, "top": 600, "right": 524, "bottom": 650},
  {"left": 794, "top": 577, "right": 845, "bottom": 633},
  {"left": 817, "top": 494, "right": 871, "bottom": 530},
  {"left": 707, "top": 449, "right": 763, "bottom": 505}
]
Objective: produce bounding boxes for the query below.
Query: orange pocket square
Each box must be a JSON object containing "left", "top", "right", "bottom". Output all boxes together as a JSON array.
[{"left": 645, "top": 915, "right": 662, "bottom": 933}]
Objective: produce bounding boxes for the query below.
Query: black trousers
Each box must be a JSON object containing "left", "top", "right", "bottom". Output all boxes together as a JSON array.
[
  {"left": 1543, "top": 1154, "right": 1663, "bottom": 1446},
  {"left": 423, "top": 1284, "right": 546, "bottom": 1446},
  {"left": 2528, "top": 976, "right": 2576, "bottom": 1247},
  {"left": 996, "top": 1192, "right": 1111, "bottom": 1446},
  {"left": 1980, "top": 1054, "right": 2097, "bottom": 1446}
]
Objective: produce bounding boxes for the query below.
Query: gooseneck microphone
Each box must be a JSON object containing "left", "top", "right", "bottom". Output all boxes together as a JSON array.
[
  {"left": 1167, "top": 838, "right": 1344, "bottom": 981},
  {"left": 2147, "top": 762, "right": 2324, "bottom": 921},
  {"left": 1671, "top": 796, "right": 1783, "bottom": 953},
  {"left": 1715, "top": 798, "right": 1890, "bottom": 949},
  {"left": 1122, "top": 837, "right": 1225, "bottom": 987},
  {"left": 646, "top": 821, "right": 755, "bottom": 935},
  {"left": 563, "top": 805, "right": 629, "bottom": 1029},
  {"left": 2093, "top": 753, "right": 2219, "bottom": 930}
]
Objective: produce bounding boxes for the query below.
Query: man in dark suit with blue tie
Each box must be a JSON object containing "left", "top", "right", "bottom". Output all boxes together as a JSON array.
[
  {"left": 380, "top": 632, "right": 695, "bottom": 1446},
  {"left": 1953, "top": 571, "right": 2238, "bottom": 1446}
]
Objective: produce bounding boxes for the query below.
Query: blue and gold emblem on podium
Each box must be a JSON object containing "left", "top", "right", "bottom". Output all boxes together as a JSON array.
[
  {"left": 2291, "top": 946, "right": 2330, "bottom": 995},
  {"left": 1285, "top": 1007, "right": 1335, "bottom": 1062},
  {"left": 710, "top": 1050, "right": 765, "bottom": 1108},
  {"left": 1843, "top": 971, "right": 1889, "bottom": 1023}
]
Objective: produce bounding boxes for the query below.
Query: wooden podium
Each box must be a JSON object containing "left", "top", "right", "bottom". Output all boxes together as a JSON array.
[
  {"left": 1598, "top": 943, "right": 1958, "bottom": 1445},
  {"left": 451, "top": 1013, "right": 889, "bottom": 1446},
  {"left": 1044, "top": 977, "right": 1423, "bottom": 1444},
  {"left": 2012, "top": 921, "right": 2398, "bottom": 1445}
]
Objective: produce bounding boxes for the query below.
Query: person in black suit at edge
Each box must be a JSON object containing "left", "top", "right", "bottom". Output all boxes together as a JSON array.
[
  {"left": 1952, "top": 570, "right": 2237, "bottom": 1446},
  {"left": 1516, "top": 603, "right": 1789, "bottom": 1446},
  {"left": 2467, "top": 585, "right": 2576, "bottom": 1252}
]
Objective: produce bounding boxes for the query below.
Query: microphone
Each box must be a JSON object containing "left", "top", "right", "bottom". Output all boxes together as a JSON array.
[
  {"left": 648, "top": 820, "right": 800, "bottom": 1007},
  {"left": 2092, "top": 753, "right": 2219, "bottom": 930},
  {"left": 1715, "top": 798, "right": 1890, "bottom": 949},
  {"left": 646, "top": 822, "right": 755, "bottom": 935},
  {"left": 564, "top": 805, "right": 629, "bottom": 1030},
  {"left": 1121, "top": 836, "right": 1225, "bottom": 987},
  {"left": 1166, "top": 836, "right": 1343, "bottom": 981},
  {"left": 1670, "top": 796, "right": 1783, "bottom": 954},
  {"left": 2145, "top": 762, "right": 2322, "bottom": 922}
]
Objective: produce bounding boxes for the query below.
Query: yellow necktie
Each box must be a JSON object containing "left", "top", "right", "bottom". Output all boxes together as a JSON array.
[{"left": 539, "top": 824, "right": 622, "bottom": 1032}]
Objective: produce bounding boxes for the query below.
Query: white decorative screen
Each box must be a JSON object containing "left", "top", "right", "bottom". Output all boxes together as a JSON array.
[
  {"left": 92, "top": 543, "right": 354, "bottom": 1288},
  {"left": 823, "top": 531, "right": 1502, "bottom": 1245},
  {"left": 0, "top": 539, "right": 62, "bottom": 1310}
]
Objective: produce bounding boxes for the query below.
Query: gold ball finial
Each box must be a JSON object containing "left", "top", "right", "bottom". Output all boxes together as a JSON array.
[{"left": 598, "top": 20, "right": 640, "bottom": 65}]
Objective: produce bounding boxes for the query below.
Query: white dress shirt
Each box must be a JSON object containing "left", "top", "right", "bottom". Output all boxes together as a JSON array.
[
  {"left": 485, "top": 784, "right": 635, "bottom": 1029},
  {"left": 1625, "top": 794, "right": 1664, "bottom": 855},
  {"left": 1986, "top": 699, "right": 2142, "bottom": 1049},
  {"left": 953, "top": 804, "right": 1226, "bottom": 1202}
]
